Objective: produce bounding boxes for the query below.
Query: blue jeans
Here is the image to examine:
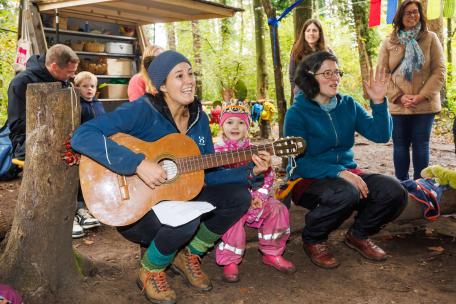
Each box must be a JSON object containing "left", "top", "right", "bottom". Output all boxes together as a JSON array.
[{"left": 392, "top": 114, "right": 435, "bottom": 181}]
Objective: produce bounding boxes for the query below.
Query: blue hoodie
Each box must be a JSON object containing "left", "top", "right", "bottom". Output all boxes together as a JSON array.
[
  {"left": 284, "top": 93, "right": 392, "bottom": 179},
  {"left": 71, "top": 94, "right": 259, "bottom": 186}
]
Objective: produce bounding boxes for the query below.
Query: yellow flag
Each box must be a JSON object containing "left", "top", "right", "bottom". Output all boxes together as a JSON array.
[{"left": 427, "top": 0, "right": 442, "bottom": 20}]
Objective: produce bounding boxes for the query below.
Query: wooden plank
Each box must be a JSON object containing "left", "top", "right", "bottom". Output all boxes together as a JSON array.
[
  {"left": 96, "top": 2, "right": 191, "bottom": 21},
  {"left": 53, "top": 10, "right": 136, "bottom": 26},
  {"left": 60, "top": 6, "right": 178, "bottom": 24},
  {"left": 137, "top": 25, "right": 148, "bottom": 53},
  {"left": 38, "top": 0, "right": 115, "bottom": 11},
  {"left": 148, "top": 0, "right": 236, "bottom": 17},
  {"left": 27, "top": 4, "right": 47, "bottom": 54}
]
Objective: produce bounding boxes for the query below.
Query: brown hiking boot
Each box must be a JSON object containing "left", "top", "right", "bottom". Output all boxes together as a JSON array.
[
  {"left": 137, "top": 267, "right": 176, "bottom": 304},
  {"left": 344, "top": 232, "right": 387, "bottom": 261},
  {"left": 303, "top": 241, "right": 340, "bottom": 269},
  {"left": 172, "top": 248, "right": 212, "bottom": 291}
]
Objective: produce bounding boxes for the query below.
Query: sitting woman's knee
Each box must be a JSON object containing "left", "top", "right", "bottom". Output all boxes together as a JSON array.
[
  {"left": 177, "top": 217, "right": 201, "bottom": 240},
  {"left": 321, "top": 179, "right": 359, "bottom": 209}
]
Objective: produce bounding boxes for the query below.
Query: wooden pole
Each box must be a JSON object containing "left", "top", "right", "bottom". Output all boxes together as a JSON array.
[{"left": 0, "top": 83, "right": 81, "bottom": 304}]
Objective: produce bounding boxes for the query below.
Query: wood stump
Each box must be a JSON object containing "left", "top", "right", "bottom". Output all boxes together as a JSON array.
[{"left": 0, "top": 83, "right": 82, "bottom": 303}]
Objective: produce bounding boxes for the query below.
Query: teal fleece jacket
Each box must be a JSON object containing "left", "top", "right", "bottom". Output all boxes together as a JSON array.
[{"left": 284, "top": 93, "right": 392, "bottom": 179}]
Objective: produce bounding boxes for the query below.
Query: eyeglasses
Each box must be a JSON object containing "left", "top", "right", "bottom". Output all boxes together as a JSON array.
[
  {"left": 404, "top": 10, "right": 419, "bottom": 17},
  {"left": 312, "top": 70, "right": 344, "bottom": 79}
]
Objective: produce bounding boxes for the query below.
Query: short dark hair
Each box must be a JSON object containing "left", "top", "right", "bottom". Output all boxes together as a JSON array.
[
  {"left": 295, "top": 51, "right": 338, "bottom": 99},
  {"left": 45, "top": 44, "right": 79, "bottom": 68},
  {"left": 392, "top": 0, "right": 427, "bottom": 34}
]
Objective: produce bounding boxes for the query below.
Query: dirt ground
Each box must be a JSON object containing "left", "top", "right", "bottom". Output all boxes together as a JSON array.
[{"left": 1, "top": 135, "right": 455, "bottom": 304}]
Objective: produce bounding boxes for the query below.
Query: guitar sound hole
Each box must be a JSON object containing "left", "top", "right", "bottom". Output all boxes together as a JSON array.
[{"left": 159, "top": 159, "right": 178, "bottom": 181}]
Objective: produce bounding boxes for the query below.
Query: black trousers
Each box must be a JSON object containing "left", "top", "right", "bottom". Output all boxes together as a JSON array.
[
  {"left": 294, "top": 174, "right": 407, "bottom": 243},
  {"left": 118, "top": 183, "right": 251, "bottom": 255}
]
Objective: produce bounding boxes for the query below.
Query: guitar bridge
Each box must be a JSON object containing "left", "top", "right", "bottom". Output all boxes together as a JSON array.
[{"left": 117, "top": 175, "right": 130, "bottom": 200}]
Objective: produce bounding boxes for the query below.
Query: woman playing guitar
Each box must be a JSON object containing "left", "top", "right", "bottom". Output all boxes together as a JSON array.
[{"left": 71, "top": 50, "right": 271, "bottom": 304}]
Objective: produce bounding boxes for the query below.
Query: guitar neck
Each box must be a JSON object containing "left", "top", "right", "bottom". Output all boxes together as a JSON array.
[{"left": 177, "top": 143, "right": 274, "bottom": 173}]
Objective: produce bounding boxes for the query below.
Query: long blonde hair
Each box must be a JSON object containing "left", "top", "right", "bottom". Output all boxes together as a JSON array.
[{"left": 140, "top": 45, "right": 164, "bottom": 94}]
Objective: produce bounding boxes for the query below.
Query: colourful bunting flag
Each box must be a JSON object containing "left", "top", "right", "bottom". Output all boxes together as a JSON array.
[
  {"left": 427, "top": 0, "right": 442, "bottom": 20},
  {"left": 368, "top": 0, "right": 382, "bottom": 27},
  {"left": 387, "top": 0, "right": 399, "bottom": 24},
  {"left": 443, "top": 0, "right": 455, "bottom": 17}
]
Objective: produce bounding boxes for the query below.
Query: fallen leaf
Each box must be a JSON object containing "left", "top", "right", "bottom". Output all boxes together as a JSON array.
[
  {"left": 427, "top": 246, "right": 444, "bottom": 253},
  {"left": 424, "top": 227, "right": 434, "bottom": 236},
  {"left": 239, "top": 287, "right": 249, "bottom": 294},
  {"left": 83, "top": 240, "right": 94, "bottom": 245}
]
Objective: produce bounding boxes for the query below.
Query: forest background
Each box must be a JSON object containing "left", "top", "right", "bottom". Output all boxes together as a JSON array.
[{"left": 0, "top": 0, "right": 455, "bottom": 139}]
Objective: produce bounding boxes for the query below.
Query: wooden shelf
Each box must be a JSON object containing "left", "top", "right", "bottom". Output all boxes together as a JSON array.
[
  {"left": 95, "top": 75, "right": 132, "bottom": 79},
  {"left": 44, "top": 27, "right": 137, "bottom": 41},
  {"left": 75, "top": 51, "right": 134, "bottom": 58}
]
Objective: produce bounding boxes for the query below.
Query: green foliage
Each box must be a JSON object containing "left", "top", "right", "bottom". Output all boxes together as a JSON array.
[
  {"left": 0, "top": 0, "right": 18, "bottom": 126},
  {"left": 234, "top": 79, "right": 248, "bottom": 100}
]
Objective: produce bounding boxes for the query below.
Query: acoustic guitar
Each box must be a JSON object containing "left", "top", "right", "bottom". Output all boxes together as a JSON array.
[{"left": 80, "top": 133, "right": 306, "bottom": 226}]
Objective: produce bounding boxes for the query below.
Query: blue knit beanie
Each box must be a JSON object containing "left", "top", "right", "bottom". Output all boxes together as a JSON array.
[{"left": 147, "top": 50, "right": 191, "bottom": 89}]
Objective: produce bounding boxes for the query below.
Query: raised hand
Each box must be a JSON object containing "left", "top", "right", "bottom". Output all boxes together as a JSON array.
[{"left": 364, "top": 67, "right": 391, "bottom": 104}]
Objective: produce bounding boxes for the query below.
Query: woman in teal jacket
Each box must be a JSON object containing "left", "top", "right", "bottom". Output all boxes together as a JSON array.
[
  {"left": 284, "top": 51, "right": 407, "bottom": 269},
  {"left": 71, "top": 50, "right": 270, "bottom": 304}
]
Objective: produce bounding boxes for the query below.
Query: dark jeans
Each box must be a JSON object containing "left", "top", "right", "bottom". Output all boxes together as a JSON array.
[
  {"left": 392, "top": 114, "right": 435, "bottom": 180},
  {"left": 293, "top": 174, "right": 407, "bottom": 243},
  {"left": 118, "top": 183, "right": 251, "bottom": 255}
]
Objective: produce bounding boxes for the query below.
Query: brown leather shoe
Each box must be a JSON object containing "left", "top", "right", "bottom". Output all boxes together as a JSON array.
[
  {"left": 172, "top": 248, "right": 212, "bottom": 291},
  {"left": 137, "top": 267, "right": 176, "bottom": 304},
  {"left": 344, "top": 232, "right": 387, "bottom": 261},
  {"left": 302, "top": 241, "right": 340, "bottom": 269}
]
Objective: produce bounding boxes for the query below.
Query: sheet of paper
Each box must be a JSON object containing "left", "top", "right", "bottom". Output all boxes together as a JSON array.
[{"left": 152, "top": 201, "right": 216, "bottom": 227}]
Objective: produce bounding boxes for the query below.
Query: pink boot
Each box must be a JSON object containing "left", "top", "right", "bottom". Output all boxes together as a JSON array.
[
  {"left": 223, "top": 263, "right": 240, "bottom": 283},
  {"left": 262, "top": 255, "right": 296, "bottom": 273}
]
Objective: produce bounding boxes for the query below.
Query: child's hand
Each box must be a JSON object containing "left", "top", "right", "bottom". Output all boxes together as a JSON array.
[
  {"left": 251, "top": 197, "right": 263, "bottom": 209},
  {"left": 252, "top": 150, "right": 272, "bottom": 175}
]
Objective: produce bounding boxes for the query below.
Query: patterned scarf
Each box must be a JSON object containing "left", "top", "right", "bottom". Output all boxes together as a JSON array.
[{"left": 397, "top": 24, "right": 425, "bottom": 81}]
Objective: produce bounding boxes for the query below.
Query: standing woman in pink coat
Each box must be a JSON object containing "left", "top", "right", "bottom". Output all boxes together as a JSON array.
[
  {"left": 377, "top": 0, "right": 445, "bottom": 181},
  {"left": 127, "top": 44, "right": 164, "bottom": 101}
]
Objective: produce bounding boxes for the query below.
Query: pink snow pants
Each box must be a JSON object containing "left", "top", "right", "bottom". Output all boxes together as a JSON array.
[{"left": 216, "top": 197, "right": 290, "bottom": 265}]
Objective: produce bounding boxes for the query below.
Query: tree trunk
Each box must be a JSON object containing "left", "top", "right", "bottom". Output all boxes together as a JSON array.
[
  {"left": 0, "top": 83, "right": 81, "bottom": 304},
  {"left": 447, "top": 18, "right": 454, "bottom": 85},
  {"left": 253, "top": 0, "right": 268, "bottom": 99},
  {"left": 293, "top": 0, "right": 313, "bottom": 40},
  {"left": 192, "top": 20, "right": 203, "bottom": 97},
  {"left": 351, "top": 1, "right": 373, "bottom": 99},
  {"left": 261, "top": 0, "right": 286, "bottom": 138},
  {"left": 422, "top": 0, "right": 444, "bottom": 45},
  {"left": 220, "top": 0, "right": 232, "bottom": 46},
  {"left": 166, "top": 23, "right": 176, "bottom": 50},
  {"left": 421, "top": 0, "right": 446, "bottom": 105}
]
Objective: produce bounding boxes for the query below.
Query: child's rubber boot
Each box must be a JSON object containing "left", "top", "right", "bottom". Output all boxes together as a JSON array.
[
  {"left": 222, "top": 263, "right": 239, "bottom": 283},
  {"left": 262, "top": 255, "right": 296, "bottom": 273}
]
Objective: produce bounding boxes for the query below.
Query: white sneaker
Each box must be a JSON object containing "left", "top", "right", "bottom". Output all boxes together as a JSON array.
[
  {"left": 72, "top": 216, "right": 85, "bottom": 239},
  {"left": 76, "top": 208, "right": 101, "bottom": 229}
]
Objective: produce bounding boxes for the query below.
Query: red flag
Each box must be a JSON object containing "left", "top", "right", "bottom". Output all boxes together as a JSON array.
[{"left": 368, "top": 0, "right": 382, "bottom": 27}]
